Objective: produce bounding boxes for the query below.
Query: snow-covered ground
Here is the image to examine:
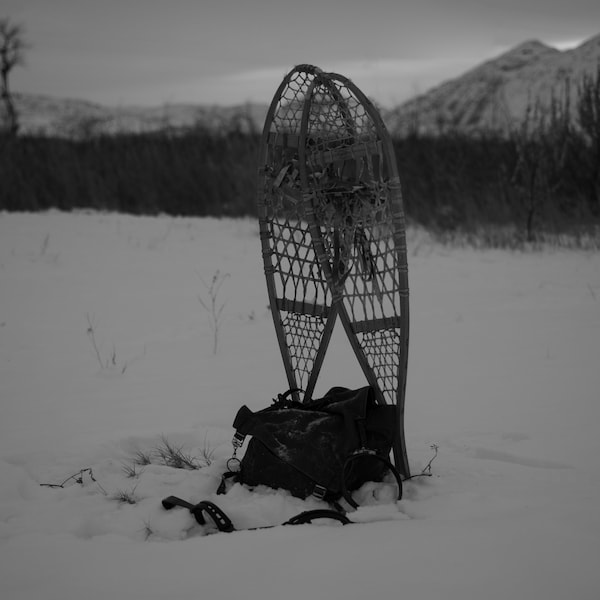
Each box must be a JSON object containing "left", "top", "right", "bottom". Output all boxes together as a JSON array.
[{"left": 1, "top": 211, "right": 599, "bottom": 600}]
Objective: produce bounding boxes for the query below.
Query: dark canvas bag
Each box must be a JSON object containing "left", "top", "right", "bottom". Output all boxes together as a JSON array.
[
  {"left": 162, "top": 386, "right": 404, "bottom": 532},
  {"left": 227, "top": 386, "right": 402, "bottom": 505}
]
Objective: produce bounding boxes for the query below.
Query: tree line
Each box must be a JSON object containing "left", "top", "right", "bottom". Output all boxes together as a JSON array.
[
  {"left": 1, "top": 16, "right": 599, "bottom": 243},
  {"left": 2, "top": 80, "right": 598, "bottom": 243},
  {"left": 0, "top": 128, "right": 259, "bottom": 217}
]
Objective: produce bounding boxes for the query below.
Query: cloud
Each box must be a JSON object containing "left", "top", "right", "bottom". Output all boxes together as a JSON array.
[
  {"left": 216, "top": 56, "right": 485, "bottom": 107},
  {"left": 547, "top": 38, "right": 587, "bottom": 51}
]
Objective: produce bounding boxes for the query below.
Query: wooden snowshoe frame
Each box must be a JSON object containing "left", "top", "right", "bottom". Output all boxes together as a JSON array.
[{"left": 257, "top": 65, "right": 410, "bottom": 477}]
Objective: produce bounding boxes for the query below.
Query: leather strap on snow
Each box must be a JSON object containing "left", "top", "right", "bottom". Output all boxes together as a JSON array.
[
  {"left": 283, "top": 509, "right": 351, "bottom": 526},
  {"left": 161, "top": 497, "right": 234, "bottom": 533},
  {"left": 161, "top": 496, "right": 351, "bottom": 532}
]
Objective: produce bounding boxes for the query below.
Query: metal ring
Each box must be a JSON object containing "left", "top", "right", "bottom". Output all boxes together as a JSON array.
[{"left": 226, "top": 457, "right": 241, "bottom": 472}]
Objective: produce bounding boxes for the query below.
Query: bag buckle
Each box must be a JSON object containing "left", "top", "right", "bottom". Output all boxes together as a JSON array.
[
  {"left": 352, "top": 447, "right": 376, "bottom": 456},
  {"left": 312, "top": 484, "right": 327, "bottom": 500},
  {"left": 228, "top": 433, "right": 245, "bottom": 465},
  {"left": 232, "top": 432, "right": 245, "bottom": 450}
]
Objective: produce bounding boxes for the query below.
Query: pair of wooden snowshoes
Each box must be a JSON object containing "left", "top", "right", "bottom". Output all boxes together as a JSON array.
[{"left": 257, "top": 64, "right": 410, "bottom": 478}]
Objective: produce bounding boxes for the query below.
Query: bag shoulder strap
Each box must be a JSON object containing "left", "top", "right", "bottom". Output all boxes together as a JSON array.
[{"left": 341, "top": 450, "right": 403, "bottom": 509}]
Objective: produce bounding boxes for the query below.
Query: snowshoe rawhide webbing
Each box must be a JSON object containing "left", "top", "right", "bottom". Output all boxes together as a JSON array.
[{"left": 257, "top": 65, "right": 410, "bottom": 478}]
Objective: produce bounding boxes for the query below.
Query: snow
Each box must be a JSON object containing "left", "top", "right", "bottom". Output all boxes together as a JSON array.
[{"left": 1, "top": 210, "right": 599, "bottom": 600}]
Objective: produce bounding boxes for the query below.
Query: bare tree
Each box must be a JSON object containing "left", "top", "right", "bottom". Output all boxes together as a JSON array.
[
  {"left": 0, "top": 17, "right": 29, "bottom": 136},
  {"left": 509, "top": 101, "right": 547, "bottom": 241},
  {"left": 507, "top": 86, "right": 572, "bottom": 242},
  {"left": 575, "top": 65, "right": 600, "bottom": 216}
]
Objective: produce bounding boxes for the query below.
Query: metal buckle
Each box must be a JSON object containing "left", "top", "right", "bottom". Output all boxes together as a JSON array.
[
  {"left": 352, "top": 447, "right": 376, "bottom": 456},
  {"left": 312, "top": 484, "right": 327, "bottom": 500},
  {"left": 232, "top": 433, "right": 245, "bottom": 449}
]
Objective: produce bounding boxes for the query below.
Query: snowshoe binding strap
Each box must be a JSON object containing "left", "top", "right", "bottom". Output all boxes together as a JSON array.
[
  {"left": 161, "top": 497, "right": 351, "bottom": 532},
  {"left": 162, "top": 496, "right": 235, "bottom": 533},
  {"left": 283, "top": 509, "right": 351, "bottom": 526}
]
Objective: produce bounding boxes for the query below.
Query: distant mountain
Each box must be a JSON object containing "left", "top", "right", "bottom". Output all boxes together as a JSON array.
[
  {"left": 13, "top": 93, "right": 268, "bottom": 137},
  {"left": 385, "top": 34, "right": 600, "bottom": 136},
  {"left": 12, "top": 33, "right": 600, "bottom": 138}
]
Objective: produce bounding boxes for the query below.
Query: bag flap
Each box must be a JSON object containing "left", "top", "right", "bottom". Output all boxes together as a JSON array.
[
  {"left": 232, "top": 405, "right": 255, "bottom": 434},
  {"left": 307, "top": 386, "right": 373, "bottom": 420}
]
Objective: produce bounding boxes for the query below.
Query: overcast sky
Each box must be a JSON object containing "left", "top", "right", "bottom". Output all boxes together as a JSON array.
[{"left": 4, "top": 0, "right": 599, "bottom": 108}]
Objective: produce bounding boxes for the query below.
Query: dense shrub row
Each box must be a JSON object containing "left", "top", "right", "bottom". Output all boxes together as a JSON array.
[
  {"left": 1, "top": 66, "right": 599, "bottom": 243},
  {"left": 0, "top": 128, "right": 259, "bottom": 217},
  {"left": 395, "top": 132, "right": 599, "bottom": 238}
]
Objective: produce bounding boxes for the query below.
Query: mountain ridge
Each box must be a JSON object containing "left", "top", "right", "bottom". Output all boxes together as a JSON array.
[
  {"left": 12, "top": 93, "right": 267, "bottom": 137},
  {"left": 11, "top": 33, "right": 600, "bottom": 137},
  {"left": 385, "top": 33, "right": 600, "bottom": 136}
]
